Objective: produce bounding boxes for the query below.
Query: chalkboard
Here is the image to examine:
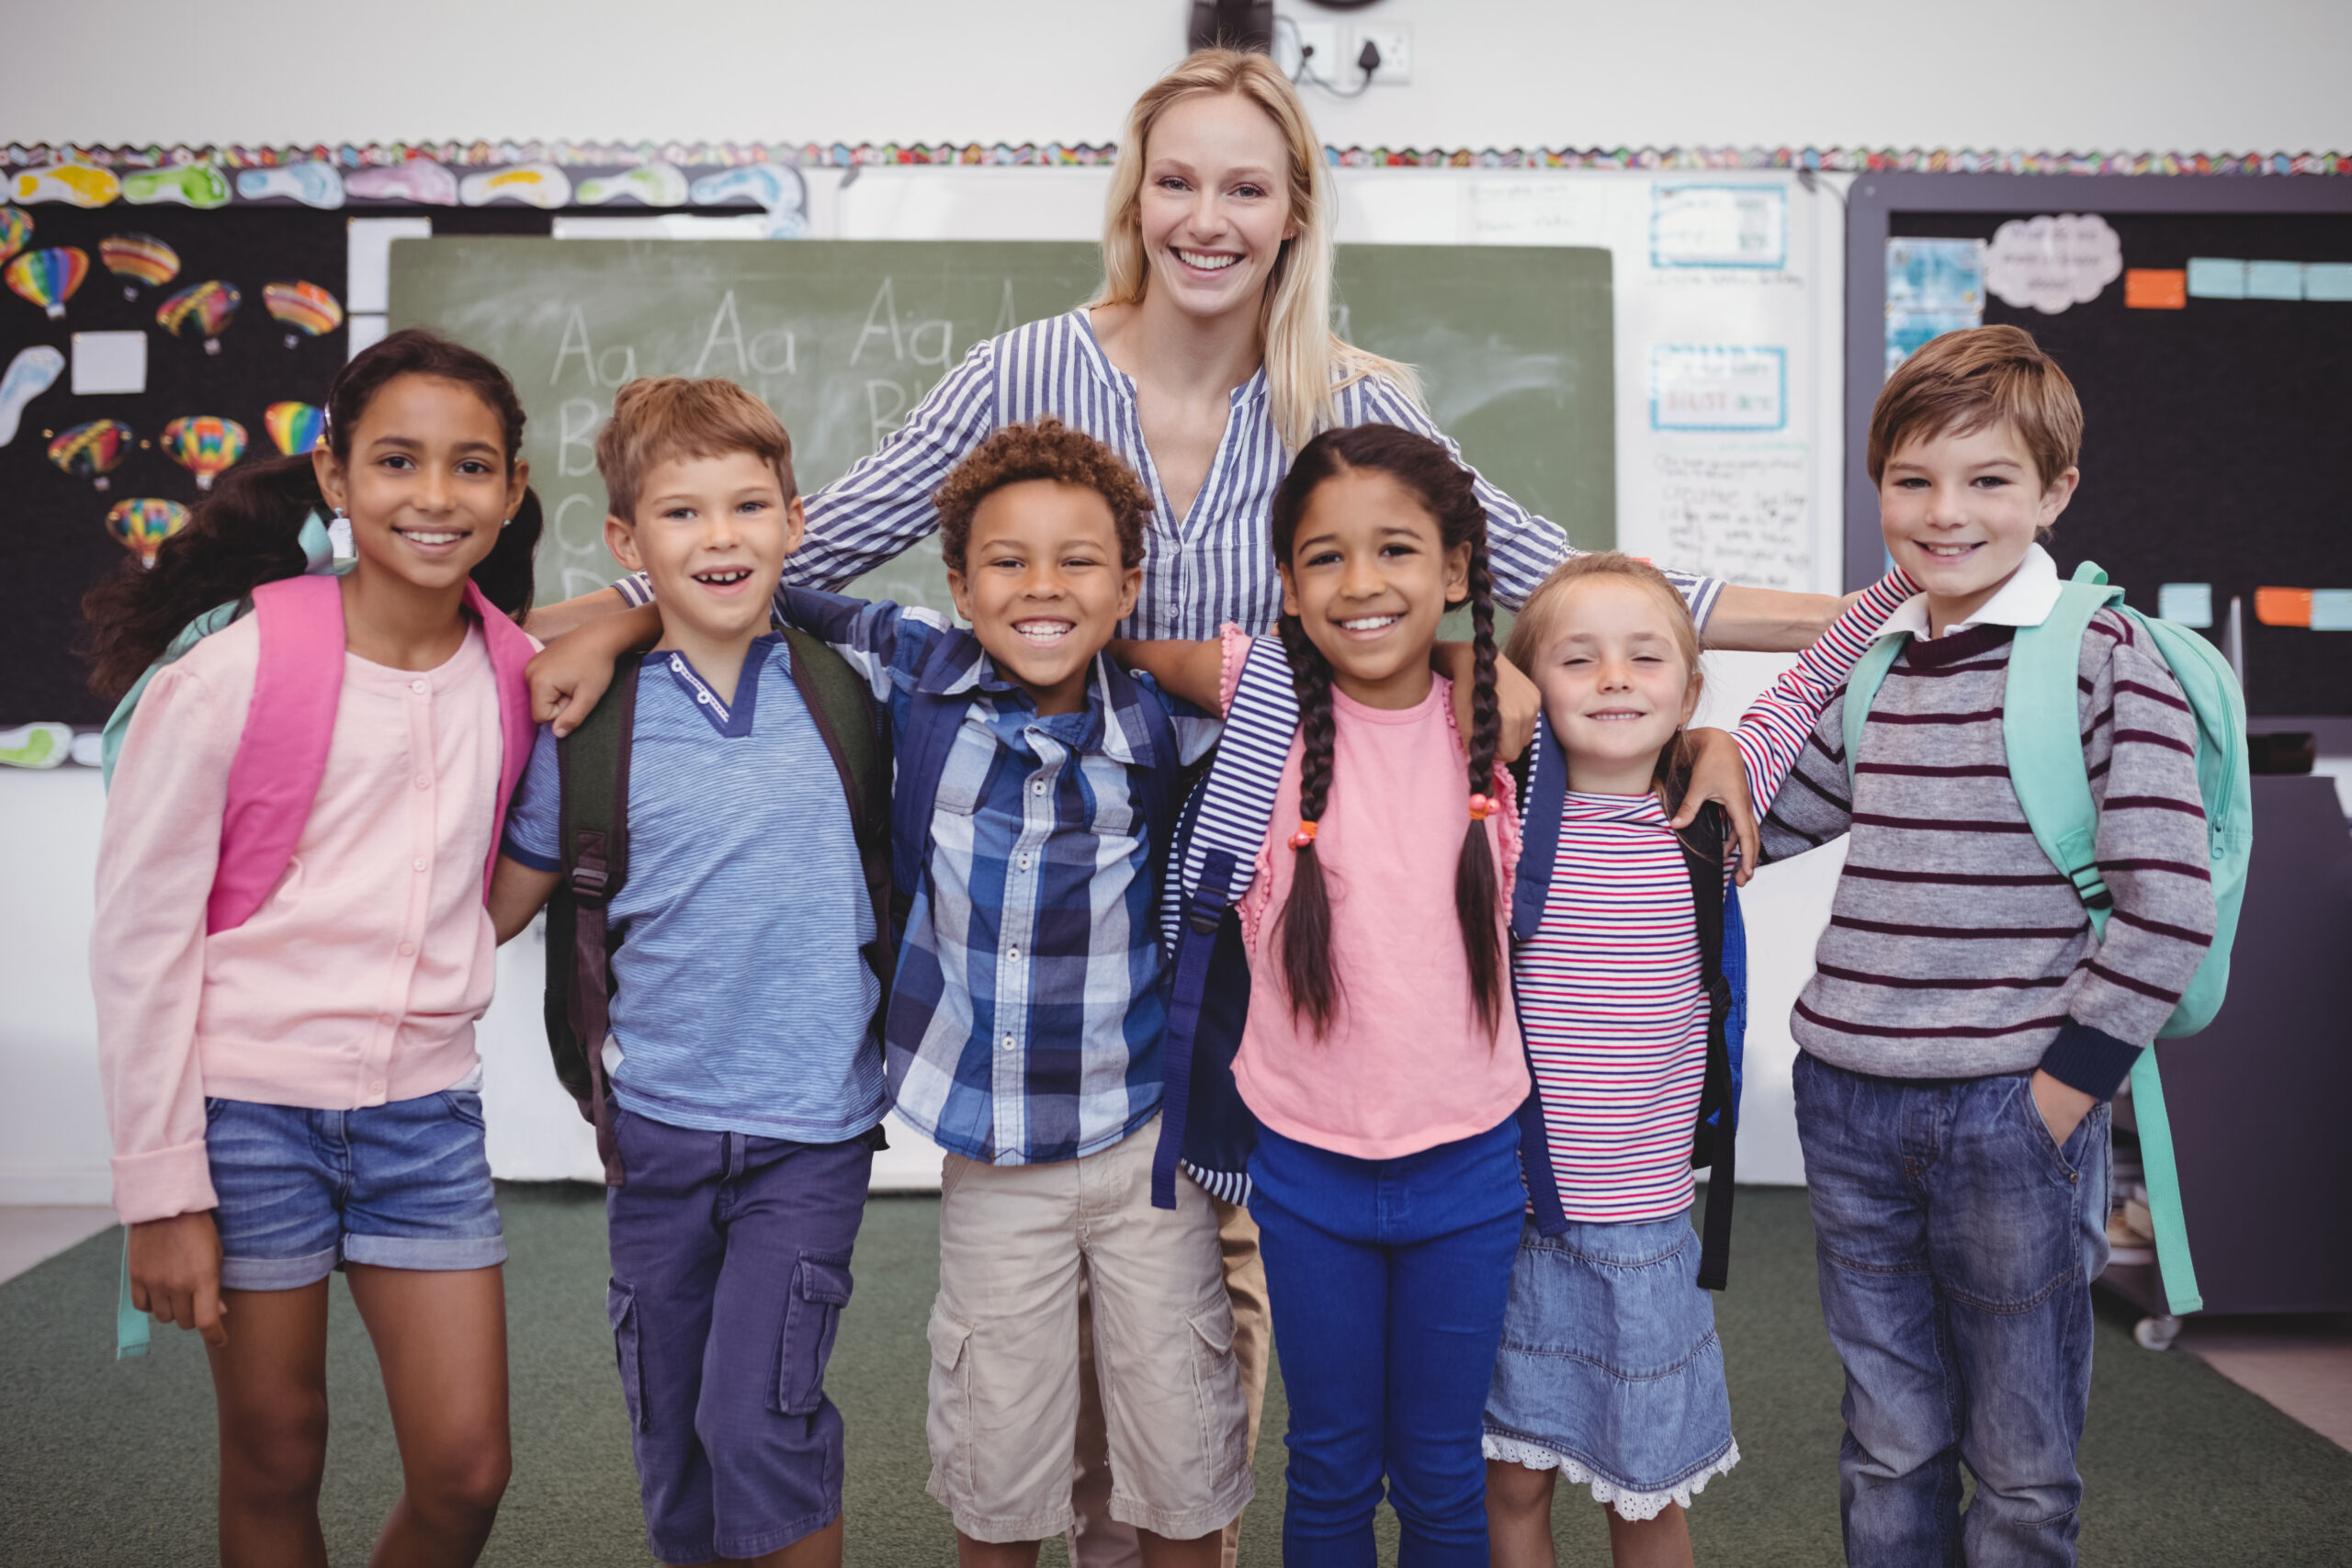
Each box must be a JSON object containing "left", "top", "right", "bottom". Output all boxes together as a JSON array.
[
  {"left": 1848, "top": 174, "right": 2352, "bottom": 719},
  {"left": 388, "top": 238, "right": 1613, "bottom": 617}
]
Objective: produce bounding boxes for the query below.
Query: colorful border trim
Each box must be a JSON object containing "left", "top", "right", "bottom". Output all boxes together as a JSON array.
[{"left": 6, "top": 142, "right": 2349, "bottom": 177}]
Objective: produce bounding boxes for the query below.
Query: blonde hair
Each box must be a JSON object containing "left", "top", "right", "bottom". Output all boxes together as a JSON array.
[
  {"left": 596, "top": 377, "right": 795, "bottom": 522},
  {"left": 1506, "top": 552, "right": 1704, "bottom": 793},
  {"left": 1092, "top": 48, "right": 1419, "bottom": 453}
]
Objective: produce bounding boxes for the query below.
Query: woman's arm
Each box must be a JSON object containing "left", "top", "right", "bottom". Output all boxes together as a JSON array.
[
  {"left": 1702, "top": 582, "right": 1852, "bottom": 654},
  {"left": 1109, "top": 637, "right": 1227, "bottom": 714}
]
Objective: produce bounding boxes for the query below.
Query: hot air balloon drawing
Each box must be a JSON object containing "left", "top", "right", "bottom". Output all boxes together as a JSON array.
[
  {"left": 0, "top": 207, "right": 30, "bottom": 265},
  {"left": 48, "top": 420, "right": 134, "bottom": 490},
  {"left": 264, "top": 400, "right": 326, "bottom": 456},
  {"left": 162, "top": 415, "right": 248, "bottom": 490},
  {"left": 6, "top": 246, "right": 89, "bottom": 319},
  {"left": 106, "top": 497, "right": 191, "bottom": 567},
  {"left": 99, "top": 233, "right": 180, "bottom": 299},
  {"left": 262, "top": 281, "right": 344, "bottom": 347},
  {"left": 157, "top": 280, "right": 241, "bottom": 354}
]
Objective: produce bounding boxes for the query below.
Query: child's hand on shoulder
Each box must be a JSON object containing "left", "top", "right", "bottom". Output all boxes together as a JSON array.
[
  {"left": 1673, "top": 728, "right": 1761, "bottom": 882},
  {"left": 528, "top": 603, "right": 662, "bottom": 735}
]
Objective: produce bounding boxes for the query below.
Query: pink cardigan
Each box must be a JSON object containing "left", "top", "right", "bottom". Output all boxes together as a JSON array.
[{"left": 94, "top": 579, "right": 536, "bottom": 1224}]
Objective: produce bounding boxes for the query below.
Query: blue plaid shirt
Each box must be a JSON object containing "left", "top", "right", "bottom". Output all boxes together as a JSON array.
[{"left": 782, "top": 590, "right": 1221, "bottom": 1166}]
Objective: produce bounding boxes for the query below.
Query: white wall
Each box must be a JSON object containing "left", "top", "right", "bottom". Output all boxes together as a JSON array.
[{"left": 11, "top": 0, "right": 2347, "bottom": 156}]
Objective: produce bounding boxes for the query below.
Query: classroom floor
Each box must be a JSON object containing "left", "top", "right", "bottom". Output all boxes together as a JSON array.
[{"left": 5, "top": 1188, "right": 2348, "bottom": 1567}]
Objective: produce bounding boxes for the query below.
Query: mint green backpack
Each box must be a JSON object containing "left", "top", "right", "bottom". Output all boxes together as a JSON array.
[{"left": 1842, "top": 560, "right": 2252, "bottom": 1315}]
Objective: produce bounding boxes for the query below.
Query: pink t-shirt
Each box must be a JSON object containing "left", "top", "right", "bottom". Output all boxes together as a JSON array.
[
  {"left": 93, "top": 614, "right": 510, "bottom": 1224},
  {"left": 1222, "top": 634, "right": 1529, "bottom": 1159}
]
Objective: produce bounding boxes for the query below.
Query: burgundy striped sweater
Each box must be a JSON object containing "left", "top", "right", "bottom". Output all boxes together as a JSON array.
[{"left": 1758, "top": 609, "right": 2218, "bottom": 1098}]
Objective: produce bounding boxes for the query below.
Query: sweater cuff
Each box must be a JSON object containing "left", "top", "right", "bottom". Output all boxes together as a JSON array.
[
  {"left": 2038, "top": 1021, "right": 2143, "bottom": 1101},
  {"left": 111, "top": 1142, "right": 220, "bottom": 1226}
]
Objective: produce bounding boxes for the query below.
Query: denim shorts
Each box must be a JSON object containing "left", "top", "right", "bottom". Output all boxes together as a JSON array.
[
  {"left": 205, "top": 1089, "right": 505, "bottom": 1291},
  {"left": 1483, "top": 1211, "right": 1738, "bottom": 1521}
]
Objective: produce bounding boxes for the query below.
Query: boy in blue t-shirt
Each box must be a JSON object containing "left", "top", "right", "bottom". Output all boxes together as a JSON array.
[{"left": 490, "top": 378, "right": 886, "bottom": 1568}]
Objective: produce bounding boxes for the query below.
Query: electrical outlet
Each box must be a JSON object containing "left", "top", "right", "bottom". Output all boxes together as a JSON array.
[
  {"left": 1355, "top": 26, "right": 1412, "bottom": 85},
  {"left": 1278, "top": 16, "right": 1343, "bottom": 85}
]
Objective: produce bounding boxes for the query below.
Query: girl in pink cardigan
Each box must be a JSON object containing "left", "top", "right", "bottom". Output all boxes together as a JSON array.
[{"left": 85, "top": 330, "right": 541, "bottom": 1566}]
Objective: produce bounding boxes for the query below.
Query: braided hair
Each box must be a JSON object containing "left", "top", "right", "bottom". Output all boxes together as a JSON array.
[{"left": 1267, "top": 423, "right": 1507, "bottom": 1040}]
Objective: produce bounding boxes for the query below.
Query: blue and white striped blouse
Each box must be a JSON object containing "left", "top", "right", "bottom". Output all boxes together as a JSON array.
[{"left": 615, "top": 308, "right": 1724, "bottom": 640}]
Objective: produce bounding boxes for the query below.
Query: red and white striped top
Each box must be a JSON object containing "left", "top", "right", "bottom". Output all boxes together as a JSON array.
[{"left": 1514, "top": 571, "right": 1914, "bottom": 1224}]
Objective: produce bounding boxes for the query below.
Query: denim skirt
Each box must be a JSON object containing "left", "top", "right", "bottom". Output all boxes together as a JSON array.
[{"left": 1481, "top": 1210, "right": 1738, "bottom": 1520}]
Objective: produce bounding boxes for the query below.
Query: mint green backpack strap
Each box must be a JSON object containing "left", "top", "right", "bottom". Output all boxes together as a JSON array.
[
  {"left": 1840, "top": 633, "right": 1910, "bottom": 797},
  {"left": 115, "top": 1237, "right": 149, "bottom": 1359},
  {"left": 2003, "top": 567, "right": 2124, "bottom": 918},
  {"left": 2126, "top": 1050, "right": 2200, "bottom": 1314}
]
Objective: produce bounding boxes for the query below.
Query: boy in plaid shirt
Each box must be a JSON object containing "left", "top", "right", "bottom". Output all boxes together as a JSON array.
[{"left": 780, "top": 420, "right": 1250, "bottom": 1567}]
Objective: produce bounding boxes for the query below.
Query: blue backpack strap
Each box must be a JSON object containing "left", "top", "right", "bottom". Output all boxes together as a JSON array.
[
  {"left": 1150, "top": 635, "right": 1300, "bottom": 1211},
  {"left": 888, "top": 627, "right": 989, "bottom": 909},
  {"left": 1506, "top": 715, "right": 1573, "bottom": 1237},
  {"left": 1099, "top": 659, "right": 1182, "bottom": 852}
]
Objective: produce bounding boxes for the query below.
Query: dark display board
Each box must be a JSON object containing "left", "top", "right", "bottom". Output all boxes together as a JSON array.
[{"left": 1847, "top": 174, "right": 2352, "bottom": 719}]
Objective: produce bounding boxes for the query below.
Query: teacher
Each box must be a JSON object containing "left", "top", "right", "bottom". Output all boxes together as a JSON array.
[{"left": 531, "top": 46, "right": 1849, "bottom": 1568}]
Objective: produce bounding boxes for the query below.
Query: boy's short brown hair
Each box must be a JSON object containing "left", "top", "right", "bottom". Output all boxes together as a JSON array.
[
  {"left": 1868, "top": 324, "right": 2083, "bottom": 489},
  {"left": 596, "top": 377, "right": 796, "bottom": 522},
  {"left": 933, "top": 417, "right": 1152, "bottom": 573}
]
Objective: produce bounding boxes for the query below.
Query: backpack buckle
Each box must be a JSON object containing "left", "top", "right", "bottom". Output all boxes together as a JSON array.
[{"left": 1187, "top": 887, "right": 1225, "bottom": 937}]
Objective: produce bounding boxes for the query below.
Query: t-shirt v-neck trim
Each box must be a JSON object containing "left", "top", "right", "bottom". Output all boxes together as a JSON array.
[{"left": 653, "top": 634, "right": 779, "bottom": 739}]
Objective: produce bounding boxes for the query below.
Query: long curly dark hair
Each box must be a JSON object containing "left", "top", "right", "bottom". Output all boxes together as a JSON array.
[
  {"left": 82, "top": 329, "right": 541, "bottom": 699},
  {"left": 1269, "top": 423, "right": 1506, "bottom": 1041}
]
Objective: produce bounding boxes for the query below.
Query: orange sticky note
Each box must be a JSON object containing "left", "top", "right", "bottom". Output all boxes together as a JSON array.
[
  {"left": 2255, "top": 587, "right": 2312, "bottom": 627},
  {"left": 2125, "top": 269, "right": 2188, "bottom": 309}
]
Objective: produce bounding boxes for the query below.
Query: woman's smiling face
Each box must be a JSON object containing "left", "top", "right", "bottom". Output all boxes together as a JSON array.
[{"left": 1136, "top": 91, "right": 1298, "bottom": 326}]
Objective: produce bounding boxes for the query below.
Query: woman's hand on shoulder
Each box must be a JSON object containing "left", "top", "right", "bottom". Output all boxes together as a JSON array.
[
  {"left": 1675, "top": 728, "right": 1761, "bottom": 884},
  {"left": 127, "top": 1211, "right": 227, "bottom": 1348}
]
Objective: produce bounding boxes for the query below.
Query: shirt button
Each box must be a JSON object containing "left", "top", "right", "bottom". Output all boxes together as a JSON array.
[
  {"left": 409, "top": 679, "right": 427, "bottom": 695},
  {"left": 412, "top": 857, "right": 428, "bottom": 872},
  {"left": 368, "top": 1080, "right": 385, "bottom": 1098},
  {"left": 1031, "top": 782, "right": 1046, "bottom": 795},
  {"left": 378, "top": 1014, "right": 396, "bottom": 1027},
  {"left": 1008, "top": 944, "right": 1020, "bottom": 960},
  {"left": 415, "top": 773, "right": 432, "bottom": 789},
  {"left": 1017, "top": 853, "right": 1031, "bottom": 870},
  {"left": 1001, "top": 1033, "right": 1016, "bottom": 1052},
  {"left": 398, "top": 941, "right": 416, "bottom": 956}
]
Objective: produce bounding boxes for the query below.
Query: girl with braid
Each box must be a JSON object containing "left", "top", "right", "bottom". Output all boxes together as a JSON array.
[{"left": 1119, "top": 422, "right": 1526, "bottom": 1566}]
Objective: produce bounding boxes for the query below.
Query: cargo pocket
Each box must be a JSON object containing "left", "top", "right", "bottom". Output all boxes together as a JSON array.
[
  {"left": 775, "top": 1252, "right": 854, "bottom": 1416},
  {"left": 608, "top": 1280, "right": 649, "bottom": 1432},
  {"left": 1185, "top": 1303, "right": 1245, "bottom": 1474},
  {"left": 925, "top": 1304, "right": 975, "bottom": 1489}
]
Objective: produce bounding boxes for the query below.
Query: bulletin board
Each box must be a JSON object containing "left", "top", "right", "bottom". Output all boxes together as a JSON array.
[{"left": 1845, "top": 174, "right": 2352, "bottom": 719}]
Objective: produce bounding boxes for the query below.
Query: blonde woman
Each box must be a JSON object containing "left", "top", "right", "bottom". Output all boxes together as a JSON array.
[{"left": 529, "top": 47, "right": 1852, "bottom": 1568}]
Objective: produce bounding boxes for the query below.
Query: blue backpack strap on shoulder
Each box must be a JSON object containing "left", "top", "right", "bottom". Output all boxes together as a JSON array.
[
  {"left": 1151, "top": 635, "right": 1300, "bottom": 1211},
  {"left": 1507, "top": 717, "right": 1573, "bottom": 1237},
  {"left": 888, "top": 628, "right": 988, "bottom": 909}
]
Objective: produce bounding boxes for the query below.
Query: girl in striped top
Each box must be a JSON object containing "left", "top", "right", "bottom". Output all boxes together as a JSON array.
[{"left": 1482, "top": 553, "right": 1911, "bottom": 1568}]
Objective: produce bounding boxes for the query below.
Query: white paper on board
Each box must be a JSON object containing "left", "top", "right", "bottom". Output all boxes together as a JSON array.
[
  {"left": 1654, "top": 444, "right": 1813, "bottom": 592},
  {"left": 1650, "top": 344, "right": 1787, "bottom": 432},
  {"left": 1650, "top": 186, "right": 1786, "bottom": 269},
  {"left": 2157, "top": 582, "right": 2214, "bottom": 628},
  {"left": 71, "top": 332, "right": 147, "bottom": 395},
  {"left": 345, "top": 217, "right": 434, "bottom": 314},
  {"left": 1983, "top": 214, "right": 2122, "bottom": 314}
]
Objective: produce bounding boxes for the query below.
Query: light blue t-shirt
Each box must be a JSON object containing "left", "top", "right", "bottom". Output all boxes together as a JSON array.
[{"left": 503, "top": 634, "right": 885, "bottom": 1144}]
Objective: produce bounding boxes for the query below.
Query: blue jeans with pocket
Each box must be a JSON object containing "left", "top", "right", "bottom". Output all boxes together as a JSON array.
[
  {"left": 605, "top": 1107, "right": 878, "bottom": 1564},
  {"left": 1793, "top": 1053, "right": 2113, "bottom": 1568},
  {"left": 1248, "top": 1116, "right": 1526, "bottom": 1568}
]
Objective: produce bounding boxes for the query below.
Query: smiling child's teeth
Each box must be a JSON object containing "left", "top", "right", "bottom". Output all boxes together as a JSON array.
[
  {"left": 405, "top": 531, "right": 459, "bottom": 544},
  {"left": 1339, "top": 615, "right": 1397, "bottom": 631}
]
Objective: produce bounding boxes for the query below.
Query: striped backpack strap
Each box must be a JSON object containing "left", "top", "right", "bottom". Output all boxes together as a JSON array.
[{"left": 1160, "top": 634, "right": 1300, "bottom": 952}]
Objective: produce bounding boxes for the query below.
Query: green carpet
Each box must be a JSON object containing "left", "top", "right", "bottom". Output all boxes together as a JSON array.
[{"left": 3, "top": 1185, "right": 2346, "bottom": 1564}]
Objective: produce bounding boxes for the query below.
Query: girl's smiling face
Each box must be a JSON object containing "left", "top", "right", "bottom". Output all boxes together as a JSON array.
[
  {"left": 1136, "top": 91, "right": 1299, "bottom": 327},
  {"left": 315, "top": 372, "right": 525, "bottom": 594},
  {"left": 1279, "top": 467, "right": 1469, "bottom": 710},
  {"left": 1531, "top": 575, "right": 1702, "bottom": 795}
]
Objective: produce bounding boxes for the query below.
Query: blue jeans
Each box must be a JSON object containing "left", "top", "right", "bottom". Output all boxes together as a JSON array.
[
  {"left": 1793, "top": 1054, "right": 2112, "bottom": 1568},
  {"left": 1248, "top": 1118, "right": 1525, "bottom": 1567}
]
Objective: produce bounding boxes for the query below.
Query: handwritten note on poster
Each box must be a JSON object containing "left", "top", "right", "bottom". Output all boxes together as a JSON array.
[
  {"left": 1650, "top": 186, "right": 1787, "bottom": 269},
  {"left": 1650, "top": 344, "right": 1786, "bottom": 432},
  {"left": 1653, "top": 446, "right": 1811, "bottom": 592}
]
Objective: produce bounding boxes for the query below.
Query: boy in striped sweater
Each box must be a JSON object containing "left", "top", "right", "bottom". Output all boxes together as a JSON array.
[{"left": 1760, "top": 326, "right": 2217, "bottom": 1567}]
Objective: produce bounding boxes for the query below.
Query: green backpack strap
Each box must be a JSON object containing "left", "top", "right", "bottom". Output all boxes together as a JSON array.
[
  {"left": 543, "top": 653, "right": 639, "bottom": 1186},
  {"left": 779, "top": 626, "right": 896, "bottom": 1009},
  {"left": 1840, "top": 631, "right": 1910, "bottom": 798},
  {"left": 2003, "top": 569, "right": 2125, "bottom": 917}
]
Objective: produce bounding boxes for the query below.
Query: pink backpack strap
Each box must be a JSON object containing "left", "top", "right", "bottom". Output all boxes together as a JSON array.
[
  {"left": 209, "top": 575, "right": 345, "bottom": 933},
  {"left": 467, "top": 581, "right": 539, "bottom": 897}
]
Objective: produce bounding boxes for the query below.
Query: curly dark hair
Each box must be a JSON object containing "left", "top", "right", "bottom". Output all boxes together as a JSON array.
[{"left": 933, "top": 417, "right": 1152, "bottom": 573}]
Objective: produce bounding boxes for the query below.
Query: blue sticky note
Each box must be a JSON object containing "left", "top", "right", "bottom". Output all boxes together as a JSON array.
[
  {"left": 2186, "top": 257, "right": 2246, "bottom": 299},
  {"left": 2158, "top": 582, "right": 2213, "bottom": 628},
  {"left": 2304, "top": 263, "right": 2352, "bottom": 303},
  {"left": 2311, "top": 590, "right": 2352, "bottom": 631},
  {"left": 2245, "top": 261, "right": 2304, "bottom": 300}
]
